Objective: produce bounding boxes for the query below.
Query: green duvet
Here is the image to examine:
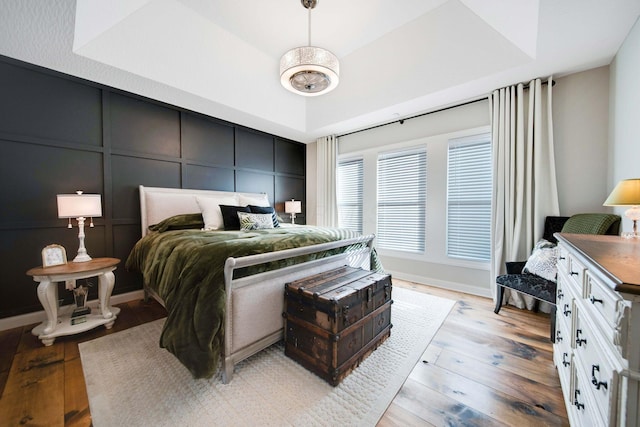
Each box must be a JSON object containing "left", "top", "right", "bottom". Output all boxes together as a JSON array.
[{"left": 125, "top": 226, "right": 380, "bottom": 379}]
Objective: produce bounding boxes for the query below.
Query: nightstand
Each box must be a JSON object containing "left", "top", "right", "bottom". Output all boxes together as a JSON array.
[{"left": 26, "top": 257, "right": 121, "bottom": 346}]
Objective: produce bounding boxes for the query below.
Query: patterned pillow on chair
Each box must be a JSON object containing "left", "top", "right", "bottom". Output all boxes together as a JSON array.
[{"left": 523, "top": 239, "right": 558, "bottom": 282}]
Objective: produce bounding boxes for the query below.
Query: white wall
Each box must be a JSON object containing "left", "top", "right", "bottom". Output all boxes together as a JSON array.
[
  {"left": 553, "top": 67, "right": 611, "bottom": 215},
  {"left": 306, "top": 21, "right": 640, "bottom": 295},
  {"left": 609, "top": 17, "right": 640, "bottom": 233}
]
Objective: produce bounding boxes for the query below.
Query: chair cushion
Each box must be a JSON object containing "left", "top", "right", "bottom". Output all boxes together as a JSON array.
[
  {"left": 561, "top": 213, "right": 621, "bottom": 235},
  {"left": 496, "top": 274, "right": 557, "bottom": 304}
]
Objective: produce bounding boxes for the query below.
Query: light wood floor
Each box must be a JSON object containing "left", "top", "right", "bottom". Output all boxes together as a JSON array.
[{"left": 0, "top": 280, "right": 568, "bottom": 426}]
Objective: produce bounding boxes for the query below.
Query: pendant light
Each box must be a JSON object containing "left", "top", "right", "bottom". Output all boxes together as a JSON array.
[{"left": 279, "top": 0, "right": 339, "bottom": 96}]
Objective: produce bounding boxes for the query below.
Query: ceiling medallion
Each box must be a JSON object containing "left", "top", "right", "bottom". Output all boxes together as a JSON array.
[{"left": 280, "top": 0, "right": 339, "bottom": 96}]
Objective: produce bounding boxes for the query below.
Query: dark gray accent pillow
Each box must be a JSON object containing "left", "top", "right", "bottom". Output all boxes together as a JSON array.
[{"left": 219, "top": 205, "right": 251, "bottom": 230}]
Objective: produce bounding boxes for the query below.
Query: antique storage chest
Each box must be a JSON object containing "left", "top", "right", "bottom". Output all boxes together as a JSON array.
[{"left": 283, "top": 265, "right": 392, "bottom": 386}]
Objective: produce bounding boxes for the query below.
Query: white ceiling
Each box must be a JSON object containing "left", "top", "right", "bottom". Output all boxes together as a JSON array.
[{"left": 1, "top": 0, "right": 639, "bottom": 143}]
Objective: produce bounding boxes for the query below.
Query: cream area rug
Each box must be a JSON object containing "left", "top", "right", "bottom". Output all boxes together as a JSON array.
[{"left": 79, "top": 287, "right": 455, "bottom": 427}]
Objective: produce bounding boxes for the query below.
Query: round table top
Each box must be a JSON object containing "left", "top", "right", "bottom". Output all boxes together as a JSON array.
[{"left": 26, "top": 257, "right": 120, "bottom": 277}]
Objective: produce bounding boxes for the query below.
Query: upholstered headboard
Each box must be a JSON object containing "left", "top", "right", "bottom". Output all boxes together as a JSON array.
[{"left": 139, "top": 185, "right": 270, "bottom": 236}]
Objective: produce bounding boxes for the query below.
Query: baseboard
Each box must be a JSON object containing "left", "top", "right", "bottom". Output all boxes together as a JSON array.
[
  {"left": 2, "top": 275, "right": 491, "bottom": 331},
  {"left": 387, "top": 270, "right": 493, "bottom": 299},
  {"left": 0, "top": 289, "right": 145, "bottom": 332}
]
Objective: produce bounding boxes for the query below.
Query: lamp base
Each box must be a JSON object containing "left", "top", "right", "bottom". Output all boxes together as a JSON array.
[
  {"left": 624, "top": 206, "right": 640, "bottom": 236},
  {"left": 72, "top": 216, "right": 92, "bottom": 262},
  {"left": 73, "top": 253, "right": 92, "bottom": 263}
]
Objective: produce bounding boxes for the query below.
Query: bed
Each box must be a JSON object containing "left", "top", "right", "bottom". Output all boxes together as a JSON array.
[{"left": 125, "top": 185, "right": 379, "bottom": 383}]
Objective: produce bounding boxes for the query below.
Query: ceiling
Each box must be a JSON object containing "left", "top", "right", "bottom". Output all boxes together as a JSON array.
[{"left": 1, "top": 0, "right": 639, "bottom": 143}]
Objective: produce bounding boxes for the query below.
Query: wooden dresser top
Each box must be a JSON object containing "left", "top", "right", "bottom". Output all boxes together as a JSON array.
[{"left": 555, "top": 233, "right": 640, "bottom": 295}]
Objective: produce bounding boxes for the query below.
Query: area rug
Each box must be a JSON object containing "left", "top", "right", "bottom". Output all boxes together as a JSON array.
[{"left": 79, "top": 287, "right": 455, "bottom": 427}]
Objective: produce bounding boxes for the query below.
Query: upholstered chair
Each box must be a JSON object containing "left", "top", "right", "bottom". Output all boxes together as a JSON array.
[{"left": 494, "top": 213, "right": 621, "bottom": 342}]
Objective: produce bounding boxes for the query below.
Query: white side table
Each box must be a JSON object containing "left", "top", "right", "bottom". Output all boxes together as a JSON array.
[{"left": 26, "top": 257, "right": 121, "bottom": 346}]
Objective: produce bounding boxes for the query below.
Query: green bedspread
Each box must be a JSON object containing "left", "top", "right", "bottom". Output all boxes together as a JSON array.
[{"left": 125, "top": 226, "right": 380, "bottom": 379}]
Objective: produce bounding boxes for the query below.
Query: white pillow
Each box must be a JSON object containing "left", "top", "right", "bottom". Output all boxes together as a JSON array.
[
  {"left": 523, "top": 239, "right": 558, "bottom": 282},
  {"left": 238, "top": 212, "right": 274, "bottom": 230},
  {"left": 238, "top": 193, "right": 270, "bottom": 207},
  {"left": 196, "top": 195, "right": 239, "bottom": 230}
]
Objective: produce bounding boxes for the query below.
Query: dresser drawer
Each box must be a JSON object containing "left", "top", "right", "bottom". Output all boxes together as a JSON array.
[
  {"left": 567, "top": 255, "right": 586, "bottom": 296},
  {"left": 584, "top": 271, "right": 629, "bottom": 351},
  {"left": 557, "top": 244, "right": 570, "bottom": 274},
  {"left": 556, "top": 273, "right": 569, "bottom": 306},
  {"left": 554, "top": 322, "right": 573, "bottom": 396},
  {"left": 574, "top": 305, "right": 620, "bottom": 425},
  {"left": 585, "top": 272, "right": 622, "bottom": 328},
  {"left": 572, "top": 356, "right": 608, "bottom": 427}
]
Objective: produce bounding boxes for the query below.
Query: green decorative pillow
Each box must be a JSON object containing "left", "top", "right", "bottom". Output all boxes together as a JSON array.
[
  {"left": 561, "top": 213, "right": 620, "bottom": 235},
  {"left": 238, "top": 212, "right": 274, "bottom": 231},
  {"left": 148, "top": 213, "right": 204, "bottom": 232}
]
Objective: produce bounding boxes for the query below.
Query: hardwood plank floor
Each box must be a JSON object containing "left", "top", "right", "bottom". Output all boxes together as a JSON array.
[{"left": 0, "top": 280, "right": 568, "bottom": 426}]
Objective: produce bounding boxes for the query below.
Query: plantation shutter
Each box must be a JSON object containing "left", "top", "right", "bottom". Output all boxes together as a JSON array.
[
  {"left": 377, "top": 148, "right": 426, "bottom": 253},
  {"left": 337, "top": 158, "right": 363, "bottom": 233},
  {"left": 447, "top": 135, "right": 492, "bottom": 261}
]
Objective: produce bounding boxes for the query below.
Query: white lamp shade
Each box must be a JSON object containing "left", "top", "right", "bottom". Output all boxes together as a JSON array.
[
  {"left": 285, "top": 200, "right": 302, "bottom": 214},
  {"left": 603, "top": 178, "right": 640, "bottom": 206},
  {"left": 57, "top": 193, "right": 102, "bottom": 218}
]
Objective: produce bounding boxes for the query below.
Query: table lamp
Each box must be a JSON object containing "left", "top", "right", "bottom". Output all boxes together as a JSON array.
[
  {"left": 57, "top": 191, "right": 102, "bottom": 262},
  {"left": 603, "top": 178, "right": 640, "bottom": 236},
  {"left": 285, "top": 199, "right": 302, "bottom": 224}
]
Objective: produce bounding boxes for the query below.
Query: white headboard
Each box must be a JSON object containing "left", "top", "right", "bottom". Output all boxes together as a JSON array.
[{"left": 139, "top": 185, "right": 269, "bottom": 236}]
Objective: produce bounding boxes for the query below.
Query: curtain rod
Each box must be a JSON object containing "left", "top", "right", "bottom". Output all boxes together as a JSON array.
[
  {"left": 338, "top": 78, "right": 554, "bottom": 139},
  {"left": 338, "top": 98, "right": 485, "bottom": 138}
]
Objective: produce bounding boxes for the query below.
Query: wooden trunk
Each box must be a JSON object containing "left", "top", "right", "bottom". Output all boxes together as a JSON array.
[{"left": 284, "top": 266, "right": 392, "bottom": 386}]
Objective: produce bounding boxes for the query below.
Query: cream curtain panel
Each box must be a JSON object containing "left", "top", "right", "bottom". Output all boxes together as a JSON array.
[
  {"left": 316, "top": 135, "right": 339, "bottom": 227},
  {"left": 490, "top": 78, "right": 560, "bottom": 310}
]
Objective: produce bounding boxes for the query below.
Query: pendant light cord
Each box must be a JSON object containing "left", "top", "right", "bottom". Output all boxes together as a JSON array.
[{"left": 307, "top": 6, "right": 312, "bottom": 46}]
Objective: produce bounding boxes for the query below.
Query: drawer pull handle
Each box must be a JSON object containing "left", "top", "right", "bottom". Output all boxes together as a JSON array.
[
  {"left": 556, "top": 330, "right": 563, "bottom": 342},
  {"left": 562, "top": 352, "right": 570, "bottom": 367},
  {"left": 576, "top": 329, "right": 587, "bottom": 347},
  {"left": 557, "top": 290, "right": 564, "bottom": 300},
  {"left": 574, "top": 389, "right": 585, "bottom": 410},
  {"left": 570, "top": 271, "right": 578, "bottom": 276},
  {"left": 563, "top": 304, "right": 571, "bottom": 317},
  {"left": 591, "top": 365, "right": 608, "bottom": 390},
  {"left": 589, "top": 295, "right": 604, "bottom": 305},
  {"left": 559, "top": 256, "right": 566, "bottom": 260}
]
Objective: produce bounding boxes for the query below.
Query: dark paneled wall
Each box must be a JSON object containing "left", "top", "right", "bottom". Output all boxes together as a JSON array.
[{"left": 0, "top": 57, "right": 306, "bottom": 319}]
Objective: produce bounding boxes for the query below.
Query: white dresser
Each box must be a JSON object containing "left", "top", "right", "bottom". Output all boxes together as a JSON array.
[{"left": 554, "top": 233, "right": 640, "bottom": 426}]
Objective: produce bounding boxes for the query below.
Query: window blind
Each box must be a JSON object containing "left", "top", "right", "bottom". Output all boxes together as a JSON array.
[
  {"left": 337, "top": 158, "right": 363, "bottom": 233},
  {"left": 377, "top": 148, "right": 426, "bottom": 253},
  {"left": 447, "top": 134, "right": 492, "bottom": 261}
]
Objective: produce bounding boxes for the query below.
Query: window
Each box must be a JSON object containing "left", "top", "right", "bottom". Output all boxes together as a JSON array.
[
  {"left": 447, "top": 134, "right": 492, "bottom": 261},
  {"left": 377, "top": 148, "right": 426, "bottom": 253},
  {"left": 337, "top": 158, "right": 363, "bottom": 233}
]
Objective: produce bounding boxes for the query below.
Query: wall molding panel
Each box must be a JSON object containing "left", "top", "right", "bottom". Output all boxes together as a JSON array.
[{"left": 0, "top": 56, "right": 306, "bottom": 319}]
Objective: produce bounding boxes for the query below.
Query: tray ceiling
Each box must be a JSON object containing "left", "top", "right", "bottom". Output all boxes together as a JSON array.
[{"left": 1, "top": 0, "right": 639, "bottom": 142}]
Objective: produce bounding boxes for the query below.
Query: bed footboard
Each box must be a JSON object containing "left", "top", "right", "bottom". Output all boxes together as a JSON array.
[{"left": 221, "top": 234, "right": 375, "bottom": 383}]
